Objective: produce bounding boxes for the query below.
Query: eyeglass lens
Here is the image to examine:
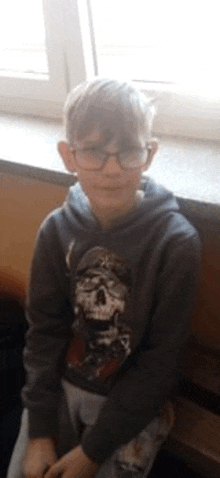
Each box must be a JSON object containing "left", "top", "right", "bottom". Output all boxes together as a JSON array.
[{"left": 75, "top": 149, "right": 147, "bottom": 170}]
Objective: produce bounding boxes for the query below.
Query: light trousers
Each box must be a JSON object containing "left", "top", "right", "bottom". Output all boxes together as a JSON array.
[{"left": 7, "top": 379, "right": 175, "bottom": 478}]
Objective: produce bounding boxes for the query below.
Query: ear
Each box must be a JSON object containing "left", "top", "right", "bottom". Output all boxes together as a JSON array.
[
  {"left": 143, "top": 138, "right": 158, "bottom": 172},
  {"left": 57, "top": 141, "right": 77, "bottom": 174}
]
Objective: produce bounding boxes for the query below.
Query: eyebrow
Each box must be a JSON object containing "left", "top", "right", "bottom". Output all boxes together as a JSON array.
[
  {"left": 83, "top": 140, "right": 143, "bottom": 150},
  {"left": 83, "top": 141, "right": 101, "bottom": 147}
]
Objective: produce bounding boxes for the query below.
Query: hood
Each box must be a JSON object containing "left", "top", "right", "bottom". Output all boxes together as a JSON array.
[
  {"left": 140, "top": 175, "right": 179, "bottom": 220},
  {"left": 63, "top": 176, "right": 179, "bottom": 232}
]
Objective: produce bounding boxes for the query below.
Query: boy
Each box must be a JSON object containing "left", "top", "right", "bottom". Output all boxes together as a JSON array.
[{"left": 7, "top": 77, "right": 200, "bottom": 478}]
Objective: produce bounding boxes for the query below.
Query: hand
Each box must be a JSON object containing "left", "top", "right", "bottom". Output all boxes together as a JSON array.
[
  {"left": 44, "top": 445, "right": 99, "bottom": 478},
  {"left": 23, "top": 437, "right": 58, "bottom": 478}
]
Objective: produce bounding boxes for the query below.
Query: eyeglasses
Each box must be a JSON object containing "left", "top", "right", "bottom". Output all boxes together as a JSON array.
[{"left": 69, "top": 144, "right": 151, "bottom": 171}]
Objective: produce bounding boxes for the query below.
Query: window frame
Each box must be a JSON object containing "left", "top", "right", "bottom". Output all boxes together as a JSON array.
[{"left": 0, "top": 0, "right": 95, "bottom": 118}]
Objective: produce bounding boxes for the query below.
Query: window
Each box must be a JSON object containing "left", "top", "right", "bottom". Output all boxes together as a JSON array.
[
  {"left": 90, "top": 0, "right": 220, "bottom": 96},
  {"left": 0, "top": 0, "right": 94, "bottom": 118},
  {"left": 88, "top": 0, "right": 220, "bottom": 140},
  {"left": 0, "top": 1, "right": 49, "bottom": 77},
  {"left": 0, "top": 0, "right": 219, "bottom": 141}
]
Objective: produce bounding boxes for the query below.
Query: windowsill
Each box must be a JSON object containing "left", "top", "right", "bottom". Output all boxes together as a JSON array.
[{"left": 0, "top": 112, "right": 220, "bottom": 204}]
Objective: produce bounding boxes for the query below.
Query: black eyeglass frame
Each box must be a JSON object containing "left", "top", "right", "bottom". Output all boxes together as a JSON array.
[{"left": 69, "top": 143, "right": 151, "bottom": 171}]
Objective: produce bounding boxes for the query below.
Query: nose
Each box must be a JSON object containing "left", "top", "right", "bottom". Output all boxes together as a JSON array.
[
  {"left": 96, "top": 288, "right": 106, "bottom": 305},
  {"left": 102, "top": 154, "right": 122, "bottom": 174}
]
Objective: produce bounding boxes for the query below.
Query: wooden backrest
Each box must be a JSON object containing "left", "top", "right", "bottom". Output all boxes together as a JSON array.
[
  {"left": 165, "top": 198, "right": 220, "bottom": 478},
  {"left": 177, "top": 197, "right": 220, "bottom": 351}
]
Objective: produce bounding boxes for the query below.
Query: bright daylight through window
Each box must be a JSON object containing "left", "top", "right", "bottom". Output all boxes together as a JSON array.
[
  {"left": 0, "top": 0, "right": 219, "bottom": 121},
  {"left": 90, "top": 0, "right": 220, "bottom": 98},
  {"left": 0, "top": 0, "right": 48, "bottom": 78}
]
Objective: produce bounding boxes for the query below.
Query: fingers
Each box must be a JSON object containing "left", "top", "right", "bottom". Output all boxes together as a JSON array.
[
  {"left": 44, "top": 460, "right": 63, "bottom": 478},
  {"left": 22, "top": 437, "right": 58, "bottom": 478}
]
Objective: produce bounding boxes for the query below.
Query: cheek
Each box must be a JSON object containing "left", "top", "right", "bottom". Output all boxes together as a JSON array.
[
  {"left": 127, "top": 171, "right": 143, "bottom": 189},
  {"left": 77, "top": 171, "right": 96, "bottom": 191}
]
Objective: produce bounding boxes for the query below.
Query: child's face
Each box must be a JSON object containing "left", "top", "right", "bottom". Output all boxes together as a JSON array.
[{"left": 58, "top": 130, "right": 157, "bottom": 226}]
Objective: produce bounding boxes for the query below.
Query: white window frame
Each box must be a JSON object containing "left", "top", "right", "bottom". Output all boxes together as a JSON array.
[
  {"left": 0, "top": 0, "right": 95, "bottom": 119},
  {"left": 0, "top": 0, "right": 219, "bottom": 141}
]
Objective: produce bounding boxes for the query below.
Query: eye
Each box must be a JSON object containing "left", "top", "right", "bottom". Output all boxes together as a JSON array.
[
  {"left": 120, "top": 149, "right": 147, "bottom": 166},
  {"left": 80, "top": 276, "right": 97, "bottom": 290},
  {"left": 119, "top": 147, "right": 138, "bottom": 157},
  {"left": 85, "top": 149, "right": 105, "bottom": 161}
]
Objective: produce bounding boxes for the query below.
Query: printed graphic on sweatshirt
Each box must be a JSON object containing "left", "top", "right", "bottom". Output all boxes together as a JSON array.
[{"left": 66, "top": 246, "right": 132, "bottom": 381}]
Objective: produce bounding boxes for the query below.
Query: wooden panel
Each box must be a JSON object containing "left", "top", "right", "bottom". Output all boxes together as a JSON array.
[
  {"left": 178, "top": 198, "right": 220, "bottom": 350},
  {"left": 182, "top": 337, "right": 220, "bottom": 396},
  {"left": 0, "top": 171, "right": 70, "bottom": 297},
  {"left": 191, "top": 246, "right": 220, "bottom": 350},
  {"left": 164, "top": 397, "right": 220, "bottom": 478}
]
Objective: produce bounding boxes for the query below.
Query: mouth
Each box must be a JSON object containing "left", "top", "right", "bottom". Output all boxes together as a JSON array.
[{"left": 99, "top": 184, "right": 125, "bottom": 191}]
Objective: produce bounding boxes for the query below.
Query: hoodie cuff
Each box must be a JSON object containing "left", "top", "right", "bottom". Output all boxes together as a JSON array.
[
  {"left": 81, "top": 421, "right": 122, "bottom": 464},
  {"left": 28, "top": 409, "right": 59, "bottom": 440}
]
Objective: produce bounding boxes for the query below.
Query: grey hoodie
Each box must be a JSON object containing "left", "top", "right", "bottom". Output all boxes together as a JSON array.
[{"left": 22, "top": 176, "right": 201, "bottom": 463}]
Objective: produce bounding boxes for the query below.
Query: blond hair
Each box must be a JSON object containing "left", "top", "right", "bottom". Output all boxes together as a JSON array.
[{"left": 64, "top": 77, "right": 156, "bottom": 146}]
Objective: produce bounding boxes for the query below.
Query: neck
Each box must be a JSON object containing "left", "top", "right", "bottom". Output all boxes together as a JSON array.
[{"left": 90, "top": 190, "right": 144, "bottom": 228}]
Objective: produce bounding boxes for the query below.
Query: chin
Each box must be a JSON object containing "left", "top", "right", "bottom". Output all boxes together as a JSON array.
[{"left": 102, "top": 197, "right": 133, "bottom": 212}]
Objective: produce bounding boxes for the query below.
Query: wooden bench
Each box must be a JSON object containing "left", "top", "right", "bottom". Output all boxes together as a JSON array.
[{"left": 162, "top": 198, "right": 220, "bottom": 478}]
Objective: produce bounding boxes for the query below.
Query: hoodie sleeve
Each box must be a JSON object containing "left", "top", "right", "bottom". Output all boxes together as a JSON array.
[
  {"left": 21, "top": 224, "right": 73, "bottom": 439},
  {"left": 81, "top": 231, "right": 201, "bottom": 463}
]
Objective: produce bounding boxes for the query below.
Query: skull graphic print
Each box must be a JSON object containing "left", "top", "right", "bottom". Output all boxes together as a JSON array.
[{"left": 66, "top": 246, "right": 132, "bottom": 382}]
